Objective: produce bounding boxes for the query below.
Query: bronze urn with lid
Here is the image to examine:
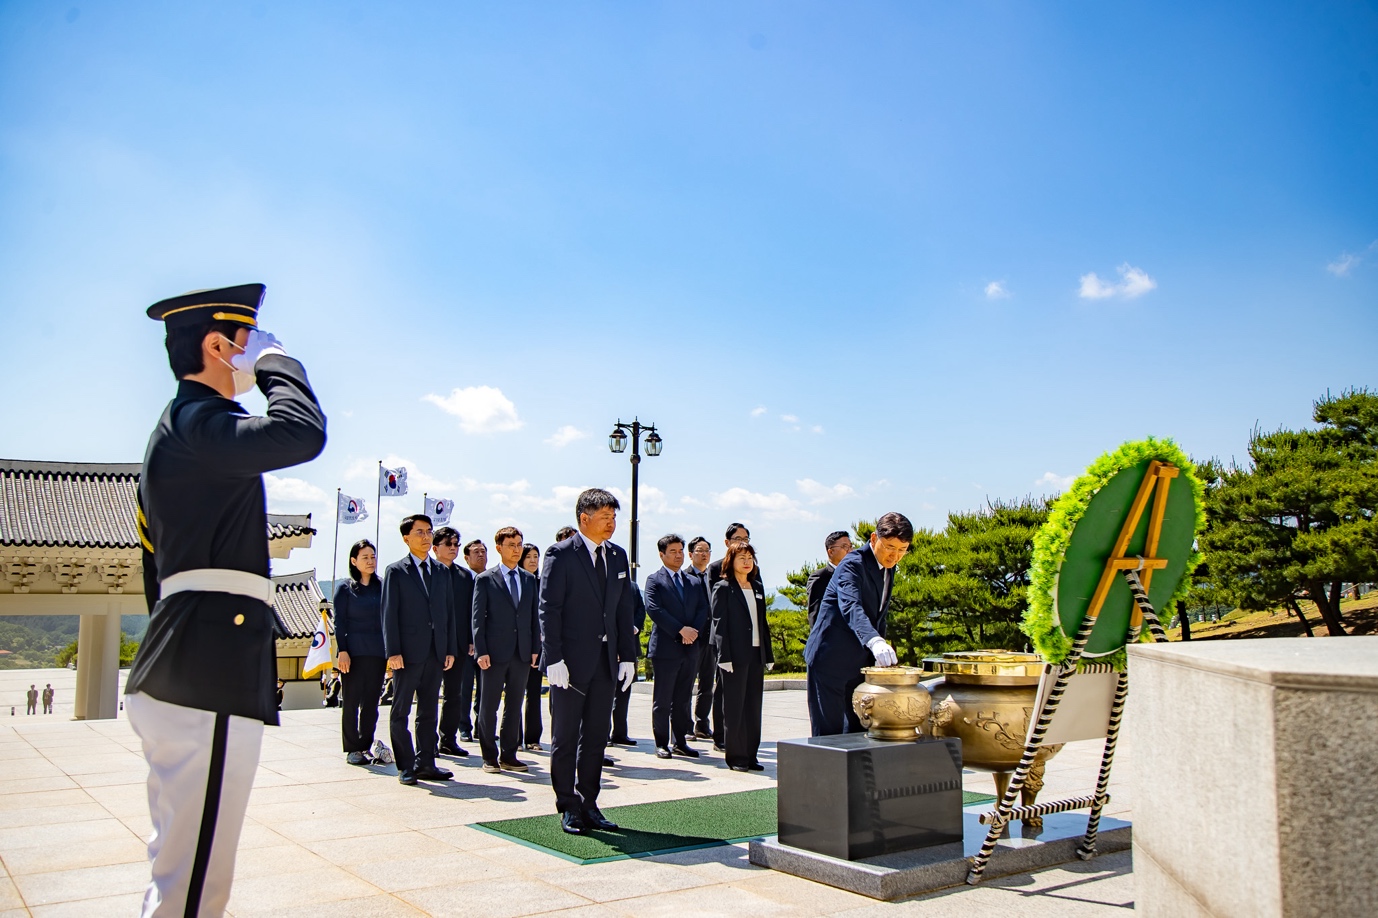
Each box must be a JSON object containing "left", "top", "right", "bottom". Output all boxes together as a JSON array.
[
  {"left": 850, "top": 665, "right": 932, "bottom": 740},
  {"left": 921, "top": 650, "right": 1063, "bottom": 826}
]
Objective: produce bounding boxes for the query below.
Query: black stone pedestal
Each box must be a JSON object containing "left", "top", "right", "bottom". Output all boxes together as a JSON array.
[{"left": 777, "top": 733, "right": 963, "bottom": 861}]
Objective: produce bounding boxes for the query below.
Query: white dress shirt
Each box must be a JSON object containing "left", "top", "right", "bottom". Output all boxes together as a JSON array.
[{"left": 744, "top": 584, "right": 761, "bottom": 647}]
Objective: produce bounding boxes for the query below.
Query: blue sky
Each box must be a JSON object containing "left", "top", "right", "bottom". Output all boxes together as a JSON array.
[{"left": 2, "top": 1, "right": 1375, "bottom": 591}]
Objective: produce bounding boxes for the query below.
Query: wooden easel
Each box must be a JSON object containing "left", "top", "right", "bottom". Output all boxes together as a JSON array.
[{"left": 966, "top": 461, "right": 1178, "bottom": 883}]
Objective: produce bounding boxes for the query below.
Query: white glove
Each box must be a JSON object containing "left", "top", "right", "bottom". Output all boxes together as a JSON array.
[
  {"left": 546, "top": 659, "right": 571, "bottom": 689},
  {"left": 767, "top": 663, "right": 774, "bottom": 671},
  {"left": 618, "top": 662, "right": 636, "bottom": 691},
  {"left": 867, "top": 636, "right": 898, "bottom": 667},
  {"left": 230, "top": 329, "right": 288, "bottom": 372},
  {"left": 719, "top": 661, "right": 734, "bottom": 673}
]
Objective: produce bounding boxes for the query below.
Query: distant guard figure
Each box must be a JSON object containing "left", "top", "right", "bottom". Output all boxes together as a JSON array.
[
  {"left": 806, "top": 531, "right": 854, "bottom": 630},
  {"left": 802, "top": 512, "right": 913, "bottom": 737},
  {"left": 126, "top": 284, "right": 326, "bottom": 917}
]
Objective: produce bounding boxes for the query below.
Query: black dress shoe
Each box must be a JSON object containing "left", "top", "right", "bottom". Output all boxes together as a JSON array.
[
  {"left": 459, "top": 730, "right": 474, "bottom": 742},
  {"left": 729, "top": 765, "right": 750, "bottom": 772},
  {"left": 654, "top": 746, "right": 673, "bottom": 759},
  {"left": 693, "top": 728, "right": 711, "bottom": 739},
  {"left": 585, "top": 807, "right": 618, "bottom": 830},
  {"left": 672, "top": 744, "right": 700, "bottom": 758},
  {"left": 712, "top": 744, "right": 726, "bottom": 753},
  {"left": 561, "top": 810, "right": 588, "bottom": 835},
  {"left": 415, "top": 764, "right": 454, "bottom": 781},
  {"left": 608, "top": 736, "right": 637, "bottom": 747},
  {"left": 438, "top": 741, "right": 470, "bottom": 757},
  {"left": 603, "top": 755, "right": 615, "bottom": 766},
  {"left": 747, "top": 763, "right": 765, "bottom": 771},
  {"left": 398, "top": 770, "right": 418, "bottom": 785}
]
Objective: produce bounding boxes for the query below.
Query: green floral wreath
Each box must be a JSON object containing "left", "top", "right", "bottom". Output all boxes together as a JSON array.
[{"left": 1023, "top": 437, "right": 1206, "bottom": 669}]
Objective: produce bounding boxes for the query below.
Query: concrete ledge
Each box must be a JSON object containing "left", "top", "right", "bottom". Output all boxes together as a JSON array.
[
  {"left": 631, "top": 678, "right": 806, "bottom": 694},
  {"left": 749, "top": 810, "right": 1131, "bottom": 901}
]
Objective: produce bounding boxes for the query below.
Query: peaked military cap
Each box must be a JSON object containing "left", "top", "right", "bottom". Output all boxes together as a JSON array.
[{"left": 147, "top": 283, "right": 266, "bottom": 330}]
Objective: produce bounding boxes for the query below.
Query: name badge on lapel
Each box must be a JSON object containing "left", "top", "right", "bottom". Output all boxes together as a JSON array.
[{"left": 618, "top": 572, "right": 627, "bottom": 579}]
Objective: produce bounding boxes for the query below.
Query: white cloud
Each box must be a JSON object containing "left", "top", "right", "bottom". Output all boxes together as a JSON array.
[
  {"left": 344, "top": 455, "right": 454, "bottom": 492},
  {"left": 712, "top": 487, "right": 817, "bottom": 522},
  {"left": 1079, "top": 263, "right": 1157, "bottom": 300},
  {"left": 422, "top": 386, "right": 523, "bottom": 434},
  {"left": 985, "top": 280, "right": 1010, "bottom": 300},
  {"left": 609, "top": 485, "right": 683, "bottom": 515},
  {"left": 781, "top": 414, "right": 799, "bottom": 424},
  {"left": 810, "top": 424, "right": 824, "bottom": 434},
  {"left": 751, "top": 406, "right": 767, "bottom": 418},
  {"left": 490, "top": 484, "right": 587, "bottom": 515},
  {"left": 545, "top": 425, "right": 588, "bottom": 448},
  {"left": 264, "top": 474, "right": 326, "bottom": 503},
  {"left": 1328, "top": 242, "right": 1377, "bottom": 277},
  {"left": 796, "top": 479, "right": 857, "bottom": 504},
  {"left": 1035, "top": 471, "right": 1076, "bottom": 491}
]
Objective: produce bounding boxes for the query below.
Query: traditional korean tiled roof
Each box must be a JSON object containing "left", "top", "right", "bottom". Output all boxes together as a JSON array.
[
  {"left": 272, "top": 569, "right": 329, "bottom": 639},
  {"left": 0, "top": 459, "right": 315, "bottom": 549}
]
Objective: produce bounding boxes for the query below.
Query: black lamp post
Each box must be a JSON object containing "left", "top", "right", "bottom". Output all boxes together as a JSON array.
[{"left": 608, "top": 418, "right": 662, "bottom": 580}]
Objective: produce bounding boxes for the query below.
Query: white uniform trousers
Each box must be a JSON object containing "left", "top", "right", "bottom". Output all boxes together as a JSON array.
[{"left": 126, "top": 692, "right": 263, "bottom": 918}]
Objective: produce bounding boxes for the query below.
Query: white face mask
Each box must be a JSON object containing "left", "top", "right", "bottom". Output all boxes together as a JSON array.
[{"left": 216, "top": 335, "right": 256, "bottom": 397}]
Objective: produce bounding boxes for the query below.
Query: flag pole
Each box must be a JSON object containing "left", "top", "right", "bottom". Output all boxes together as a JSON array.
[
  {"left": 375, "top": 460, "right": 383, "bottom": 550},
  {"left": 331, "top": 488, "right": 342, "bottom": 595}
]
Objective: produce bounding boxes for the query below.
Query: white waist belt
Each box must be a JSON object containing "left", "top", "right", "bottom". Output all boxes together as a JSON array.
[{"left": 160, "top": 569, "right": 275, "bottom": 606}]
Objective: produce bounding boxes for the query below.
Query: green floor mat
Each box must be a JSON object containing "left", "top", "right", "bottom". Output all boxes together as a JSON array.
[{"left": 472, "top": 788, "right": 998, "bottom": 864}]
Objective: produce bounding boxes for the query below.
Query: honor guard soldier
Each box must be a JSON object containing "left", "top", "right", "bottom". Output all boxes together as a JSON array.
[{"left": 125, "top": 284, "right": 326, "bottom": 917}]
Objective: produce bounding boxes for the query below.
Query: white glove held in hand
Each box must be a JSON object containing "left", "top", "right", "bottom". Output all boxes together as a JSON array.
[
  {"left": 546, "top": 660, "right": 571, "bottom": 689},
  {"left": 230, "top": 329, "right": 288, "bottom": 373},
  {"left": 618, "top": 662, "right": 636, "bottom": 691},
  {"left": 767, "top": 663, "right": 774, "bottom": 671},
  {"left": 866, "top": 636, "right": 898, "bottom": 667},
  {"left": 718, "top": 661, "right": 734, "bottom": 674}
]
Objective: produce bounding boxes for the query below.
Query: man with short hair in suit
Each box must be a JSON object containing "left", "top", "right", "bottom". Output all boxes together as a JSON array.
[
  {"left": 806, "top": 531, "right": 855, "bottom": 630},
  {"left": 452, "top": 538, "right": 487, "bottom": 742},
  {"left": 803, "top": 512, "right": 913, "bottom": 737},
  {"left": 472, "top": 526, "right": 540, "bottom": 773},
  {"left": 539, "top": 489, "right": 639, "bottom": 835},
  {"left": 434, "top": 526, "right": 473, "bottom": 758},
  {"left": 644, "top": 534, "right": 709, "bottom": 758},
  {"left": 382, "top": 514, "right": 458, "bottom": 785}
]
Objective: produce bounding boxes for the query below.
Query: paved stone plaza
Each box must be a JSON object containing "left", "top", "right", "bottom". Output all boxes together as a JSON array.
[{"left": 0, "top": 668, "right": 1134, "bottom": 916}]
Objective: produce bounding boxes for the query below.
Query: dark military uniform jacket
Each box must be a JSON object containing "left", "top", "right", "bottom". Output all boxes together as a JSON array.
[{"left": 126, "top": 355, "right": 327, "bottom": 724}]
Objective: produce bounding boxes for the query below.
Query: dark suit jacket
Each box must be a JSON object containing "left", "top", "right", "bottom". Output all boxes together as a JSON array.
[
  {"left": 538, "top": 533, "right": 639, "bottom": 683},
  {"left": 805, "top": 564, "right": 835, "bottom": 631},
  {"left": 472, "top": 565, "right": 539, "bottom": 665},
  {"left": 446, "top": 563, "right": 476, "bottom": 654},
  {"left": 802, "top": 544, "right": 891, "bottom": 679},
  {"left": 712, "top": 579, "right": 775, "bottom": 667},
  {"left": 644, "top": 566, "right": 708, "bottom": 659},
  {"left": 382, "top": 554, "right": 457, "bottom": 665}
]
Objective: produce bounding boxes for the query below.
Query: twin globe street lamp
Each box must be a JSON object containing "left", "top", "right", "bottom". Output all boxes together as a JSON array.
[{"left": 608, "top": 418, "right": 662, "bottom": 580}]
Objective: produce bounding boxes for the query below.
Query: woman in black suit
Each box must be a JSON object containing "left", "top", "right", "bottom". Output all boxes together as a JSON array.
[
  {"left": 519, "top": 543, "right": 545, "bottom": 751},
  {"left": 712, "top": 541, "right": 774, "bottom": 772},
  {"left": 334, "top": 539, "right": 386, "bottom": 765}
]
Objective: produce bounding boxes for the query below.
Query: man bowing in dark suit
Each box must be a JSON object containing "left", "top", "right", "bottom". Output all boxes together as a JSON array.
[
  {"left": 539, "top": 489, "right": 639, "bottom": 835},
  {"left": 382, "top": 515, "right": 457, "bottom": 785},
  {"left": 472, "top": 526, "right": 540, "bottom": 773},
  {"left": 806, "top": 531, "right": 855, "bottom": 631},
  {"left": 644, "top": 534, "right": 709, "bottom": 758},
  {"left": 802, "top": 512, "right": 913, "bottom": 737}
]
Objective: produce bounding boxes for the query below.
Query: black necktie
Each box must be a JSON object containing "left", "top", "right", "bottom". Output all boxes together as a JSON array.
[
  {"left": 507, "top": 569, "right": 520, "bottom": 605},
  {"left": 673, "top": 572, "right": 684, "bottom": 601},
  {"left": 419, "top": 559, "right": 431, "bottom": 595},
  {"left": 595, "top": 544, "right": 607, "bottom": 585}
]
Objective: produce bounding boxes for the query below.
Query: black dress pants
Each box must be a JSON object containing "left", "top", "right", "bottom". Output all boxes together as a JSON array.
[
  {"left": 806, "top": 668, "right": 865, "bottom": 737},
  {"left": 721, "top": 654, "right": 765, "bottom": 769},
  {"left": 340, "top": 654, "right": 386, "bottom": 753},
  {"left": 612, "top": 677, "right": 633, "bottom": 740},
  {"left": 694, "top": 642, "right": 724, "bottom": 742},
  {"left": 549, "top": 662, "right": 615, "bottom": 814},
  {"left": 651, "top": 648, "right": 700, "bottom": 748},
  {"left": 389, "top": 655, "right": 443, "bottom": 774},
  {"left": 441, "top": 654, "right": 480, "bottom": 739},
  {"left": 521, "top": 665, "right": 544, "bottom": 746},
  {"left": 477, "top": 658, "right": 528, "bottom": 764}
]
